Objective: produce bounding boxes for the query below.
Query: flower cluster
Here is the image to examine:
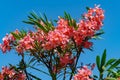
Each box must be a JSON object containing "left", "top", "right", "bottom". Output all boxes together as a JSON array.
[
  {"left": 0, "top": 34, "right": 15, "bottom": 53},
  {"left": 0, "top": 5, "right": 104, "bottom": 54},
  {"left": 16, "top": 34, "right": 34, "bottom": 54},
  {"left": 74, "top": 5, "right": 104, "bottom": 47},
  {"left": 0, "top": 66, "right": 26, "bottom": 80},
  {"left": 74, "top": 66, "right": 93, "bottom": 80},
  {"left": 0, "top": 5, "right": 105, "bottom": 80},
  {"left": 0, "top": 30, "right": 19, "bottom": 53},
  {"left": 53, "top": 52, "right": 76, "bottom": 73},
  {"left": 43, "top": 18, "right": 74, "bottom": 50}
]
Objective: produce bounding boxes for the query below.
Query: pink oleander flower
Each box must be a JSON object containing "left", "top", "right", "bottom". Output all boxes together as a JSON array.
[
  {"left": 1, "top": 66, "right": 15, "bottom": 78},
  {"left": 0, "top": 66, "right": 26, "bottom": 80},
  {"left": 16, "top": 45, "right": 24, "bottom": 54},
  {"left": 53, "top": 52, "right": 76, "bottom": 73},
  {"left": 57, "top": 18, "right": 74, "bottom": 37},
  {"left": 83, "top": 41, "right": 93, "bottom": 49},
  {"left": 13, "top": 71, "right": 26, "bottom": 80},
  {"left": 43, "top": 18, "right": 74, "bottom": 50},
  {"left": 74, "top": 5, "right": 104, "bottom": 47},
  {"left": 43, "top": 29, "right": 69, "bottom": 50},
  {"left": 84, "top": 5, "right": 104, "bottom": 30},
  {"left": 32, "top": 29, "right": 46, "bottom": 42},
  {"left": 74, "top": 66, "right": 93, "bottom": 80},
  {"left": 0, "top": 29, "right": 19, "bottom": 53},
  {"left": 0, "top": 34, "right": 15, "bottom": 53},
  {"left": 16, "top": 34, "right": 34, "bottom": 53},
  {"left": 20, "top": 34, "right": 34, "bottom": 50},
  {"left": 59, "top": 52, "right": 75, "bottom": 67}
]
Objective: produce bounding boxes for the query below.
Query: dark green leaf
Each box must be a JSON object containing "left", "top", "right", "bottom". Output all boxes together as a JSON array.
[
  {"left": 29, "top": 66, "right": 50, "bottom": 76},
  {"left": 33, "top": 20, "right": 48, "bottom": 32},
  {"left": 107, "top": 59, "right": 120, "bottom": 71},
  {"left": 105, "top": 59, "right": 116, "bottom": 67},
  {"left": 43, "top": 13, "right": 48, "bottom": 22},
  {"left": 93, "top": 75, "right": 98, "bottom": 78},
  {"left": 28, "top": 57, "right": 36, "bottom": 65},
  {"left": 86, "top": 7, "right": 90, "bottom": 10},
  {"left": 23, "top": 21, "right": 35, "bottom": 25},
  {"left": 30, "top": 12, "right": 39, "bottom": 20},
  {"left": 96, "top": 55, "right": 101, "bottom": 71},
  {"left": 11, "top": 32, "right": 20, "bottom": 39},
  {"left": 100, "top": 49, "right": 106, "bottom": 71},
  {"left": 28, "top": 73, "right": 41, "bottom": 80}
]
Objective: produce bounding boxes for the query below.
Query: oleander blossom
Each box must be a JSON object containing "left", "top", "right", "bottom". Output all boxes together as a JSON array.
[
  {"left": 43, "top": 18, "right": 74, "bottom": 50},
  {"left": 0, "top": 5, "right": 105, "bottom": 80},
  {"left": 59, "top": 52, "right": 75, "bottom": 67},
  {"left": 16, "top": 34, "right": 34, "bottom": 53},
  {"left": 0, "top": 5, "right": 104, "bottom": 54},
  {"left": 0, "top": 66, "right": 26, "bottom": 80},
  {"left": 0, "top": 34, "right": 15, "bottom": 53},
  {"left": 0, "top": 30, "right": 19, "bottom": 53},
  {"left": 53, "top": 52, "right": 76, "bottom": 73},
  {"left": 74, "top": 5, "right": 104, "bottom": 46},
  {"left": 74, "top": 66, "right": 93, "bottom": 80}
]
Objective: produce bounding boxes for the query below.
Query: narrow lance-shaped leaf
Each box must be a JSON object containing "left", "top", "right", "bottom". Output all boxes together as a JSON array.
[
  {"left": 29, "top": 66, "right": 50, "bottom": 76},
  {"left": 96, "top": 55, "right": 101, "bottom": 71},
  {"left": 100, "top": 49, "right": 106, "bottom": 71},
  {"left": 23, "top": 20, "right": 35, "bottom": 25},
  {"left": 107, "top": 59, "right": 120, "bottom": 71},
  {"left": 105, "top": 77, "right": 116, "bottom": 80},
  {"left": 105, "top": 58, "right": 116, "bottom": 67},
  {"left": 11, "top": 32, "right": 21, "bottom": 39},
  {"left": 43, "top": 13, "right": 48, "bottom": 22},
  {"left": 30, "top": 12, "right": 38, "bottom": 20},
  {"left": 28, "top": 73, "right": 41, "bottom": 80},
  {"left": 33, "top": 20, "right": 48, "bottom": 32}
]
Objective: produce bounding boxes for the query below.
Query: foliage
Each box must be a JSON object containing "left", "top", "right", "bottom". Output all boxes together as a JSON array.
[{"left": 0, "top": 5, "right": 119, "bottom": 80}]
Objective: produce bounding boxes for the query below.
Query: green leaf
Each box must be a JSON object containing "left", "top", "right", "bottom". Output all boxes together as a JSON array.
[
  {"left": 30, "top": 12, "right": 40, "bottom": 20},
  {"left": 11, "top": 32, "right": 20, "bottom": 39},
  {"left": 33, "top": 20, "right": 48, "bottom": 32},
  {"left": 28, "top": 57, "right": 36, "bottom": 65},
  {"left": 64, "top": 12, "right": 69, "bottom": 20},
  {"left": 43, "top": 13, "right": 48, "bottom": 22},
  {"left": 29, "top": 66, "right": 50, "bottom": 76},
  {"left": 93, "top": 75, "right": 98, "bottom": 78},
  {"left": 105, "top": 59, "right": 116, "bottom": 67},
  {"left": 105, "top": 77, "right": 116, "bottom": 80},
  {"left": 107, "top": 59, "right": 120, "bottom": 71},
  {"left": 96, "top": 55, "right": 101, "bottom": 71},
  {"left": 23, "top": 21, "right": 35, "bottom": 25},
  {"left": 24, "top": 12, "right": 54, "bottom": 32},
  {"left": 100, "top": 49, "right": 106, "bottom": 71},
  {"left": 93, "top": 30, "right": 104, "bottom": 39},
  {"left": 86, "top": 7, "right": 90, "bottom": 10},
  {"left": 28, "top": 73, "right": 41, "bottom": 80}
]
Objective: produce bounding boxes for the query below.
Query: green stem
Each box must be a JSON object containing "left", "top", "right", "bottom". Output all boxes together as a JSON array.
[
  {"left": 50, "top": 72, "right": 56, "bottom": 80},
  {"left": 69, "top": 38, "right": 82, "bottom": 80},
  {"left": 63, "top": 67, "right": 67, "bottom": 80},
  {"left": 99, "top": 72, "right": 103, "bottom": 80},
  {"left": 21, "top": 55, "right": 31, "bottom": 80},
  {"left": 69, "top": 51, "right": 81, "bottom": 80}
]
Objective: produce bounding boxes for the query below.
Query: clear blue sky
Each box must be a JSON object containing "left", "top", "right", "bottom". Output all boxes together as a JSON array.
[{"left": 0, "top": 0, "right": 120, "bottom": 79}]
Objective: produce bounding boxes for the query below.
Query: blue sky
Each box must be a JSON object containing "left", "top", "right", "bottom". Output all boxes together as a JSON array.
[{"left": 0, "top": 0, "right": 120, "bottom": 79}]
